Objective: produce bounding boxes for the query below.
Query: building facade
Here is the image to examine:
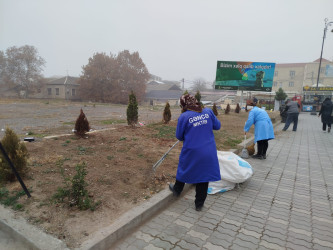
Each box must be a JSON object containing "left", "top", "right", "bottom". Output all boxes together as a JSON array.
[
  {"left": 272, "top": 58, "right": 333, "bottom": 96},
  {"left": 44, "top": 76, "right": 80, "bottom": 100}
]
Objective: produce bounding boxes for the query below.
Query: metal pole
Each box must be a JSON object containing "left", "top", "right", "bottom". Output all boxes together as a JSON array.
[
  {"left": 240, "top": 90, "right": 244, "bottom": 109},
  {"left": 269, "top": 93, "right": 271, "bottom": 110},
  {"left": 316, "top": 26, "right": 326, "bottom": 88},
  {"left": 0, "top": 142, "right": 31, "bottom": 198},
  {"left": 313, "top": 19, "right": 333, "bottom": 113}
]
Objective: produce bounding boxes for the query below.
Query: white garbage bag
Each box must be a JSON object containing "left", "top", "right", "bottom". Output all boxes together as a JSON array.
[
  {"left": 208, "top": 151, "right": 253, "bottom": 195},
  {"left": 207, "top": 179, "right": 235, "bottom": 194},
  {"left": 217, "top": 151, "right": 253, "bottom": 183}
]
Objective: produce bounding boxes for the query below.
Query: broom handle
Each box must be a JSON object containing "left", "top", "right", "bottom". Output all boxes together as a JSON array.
[
  {"left": 244, "top": 121, "right": 247, "bottom": 147},
  {"left": 152, "top": 140, "right": 180, "bottom": 171}
]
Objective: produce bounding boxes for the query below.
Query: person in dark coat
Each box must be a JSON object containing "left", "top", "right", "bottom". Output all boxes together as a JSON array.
[
  {"left": 318, "top": 98, "right": 333, "bottom": 133},
  {"left": 169, "top": 94, "right": 221, "bottom": 211},
  {"left": 282, "top": 99, "right": 300, "bottom": 131}
]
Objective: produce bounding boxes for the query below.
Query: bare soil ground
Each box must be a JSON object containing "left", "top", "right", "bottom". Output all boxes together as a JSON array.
[{"left": 0, "top": 99, "right": 280, "bottom": 248}]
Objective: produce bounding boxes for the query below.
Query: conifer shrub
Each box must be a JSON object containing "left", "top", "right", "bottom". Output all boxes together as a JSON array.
[
  {"left": 74, "top": 109, "right": 90, "bottom": 137},
  {"left": 235, "top": 103, "right": 241, "bottom": 113},
  {"left": 0, "top": 128, "right": 29, "bottom": 182},
  {"left": 212, "top": 103, "right": 218, "bottom": 116},
  {"left": 127, "top": 91, "right": 138, "bottom": 127},
  {"left": 195, "top": 90, "right": 201, "bottom": 103},
  {"left": 163, "top": 102, "right": 172, "bottom": 124},
  {"left": 225, "top": 104, "right": 231, "bottom": 114}
]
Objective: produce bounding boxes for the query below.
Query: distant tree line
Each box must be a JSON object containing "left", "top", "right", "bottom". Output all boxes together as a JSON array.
[
  {"left": 0, "top": 45, "right": 46, "bottom": 97},
  {"left": 1, "top": 45, "right": 150, "bottom": 104}
]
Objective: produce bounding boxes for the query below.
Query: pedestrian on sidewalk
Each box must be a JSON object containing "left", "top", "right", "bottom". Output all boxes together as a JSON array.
[
  {"left": 169, "top": 94, "right": 221, "bottom": 211},
  {"left": 318, "top": 97, "right": 333, "bottom": 133},
  {"left": 244, "top": 100, "right": 275, "bottom": 159},
  {"left": 282, "top": 99, "right": 300, "bottom": 131}
]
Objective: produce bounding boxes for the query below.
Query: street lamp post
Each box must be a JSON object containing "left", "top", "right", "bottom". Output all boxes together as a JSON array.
[{"left": 312, "top": 18, "right": 333, "bottom": 114}]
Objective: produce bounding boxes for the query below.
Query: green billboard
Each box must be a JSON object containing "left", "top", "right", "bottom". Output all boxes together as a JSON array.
[{"left": 215, "top": 61, "right": 275, "bottom": 91}]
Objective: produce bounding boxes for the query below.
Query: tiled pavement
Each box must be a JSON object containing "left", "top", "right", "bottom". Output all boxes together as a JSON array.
[{"left": 113, "top": 113, "right": 333, "bottom": 250}]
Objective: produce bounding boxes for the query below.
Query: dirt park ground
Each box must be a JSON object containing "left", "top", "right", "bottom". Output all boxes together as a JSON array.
[{"left": 0, "top": 98, "right": 279, "bottom": 248}]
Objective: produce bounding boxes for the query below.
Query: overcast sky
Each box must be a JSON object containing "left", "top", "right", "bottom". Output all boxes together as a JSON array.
[{"left": 1, "top": 0, "right": 333, "bottom": 86}]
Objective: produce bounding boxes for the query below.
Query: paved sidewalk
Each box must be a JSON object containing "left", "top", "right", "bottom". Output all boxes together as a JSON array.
[{"left": 113, "top": 113, "right": 333, "bottom": 250}]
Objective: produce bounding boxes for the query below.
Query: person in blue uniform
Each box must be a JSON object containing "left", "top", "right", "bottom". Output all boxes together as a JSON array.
[
  {"left": 169, "top": 94, "right": 221, "bottom": 211},
  {"left": 244, "top": 101, "right": 275, "bottom": 159}
]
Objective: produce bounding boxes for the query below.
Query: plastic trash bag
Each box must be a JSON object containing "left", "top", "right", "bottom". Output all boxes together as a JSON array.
[
  {"left": 217, "top": 151, "right": 253, "bottom": 183},
  {"left": 208, "top": 151, "right": 253, "bottom": 195},
  {"left": 208, "top": 179, "right": 235, "bottom": 194}
]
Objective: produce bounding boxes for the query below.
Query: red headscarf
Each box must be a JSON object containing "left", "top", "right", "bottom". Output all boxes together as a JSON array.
[{"left": 180, "top": 94, "right": 202, "bottom": 113}]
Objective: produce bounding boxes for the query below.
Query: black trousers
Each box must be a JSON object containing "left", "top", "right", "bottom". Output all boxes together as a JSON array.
[
  {"left": 257, "top": 139, "right": 268, "bottom": 156},
  {"left": 323, "top": 123, "right": 331, "bottom": 131},
  {"left": 173, "top": 180, "right": 208, "bottom": 208}
]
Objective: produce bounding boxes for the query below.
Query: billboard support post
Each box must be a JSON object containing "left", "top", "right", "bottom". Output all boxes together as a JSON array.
[{"left": 240, "top": 90, "right": 244, "bottom": 109}]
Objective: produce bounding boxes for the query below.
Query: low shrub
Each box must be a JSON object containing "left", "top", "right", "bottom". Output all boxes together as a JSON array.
[
  {"left": 0, "top": 128, "right": 29, "bottom": 182},
  {"left": 53, "top": 162, "right": 100, "bottom": 211},
  {"left": 163, "top": 102, "right": 172, "bottom": 124},
  {"left": 212, "top": 103, "right": 218, "bottom": 116},
  {"left": 235, "top": 103, "right": 241, "bottom": 113},
  {"left": 225, "top": 104, "right": 231, "bottom": 114},
  {"left": 74, "top": 109, "right": 90, "bottom": 137}
]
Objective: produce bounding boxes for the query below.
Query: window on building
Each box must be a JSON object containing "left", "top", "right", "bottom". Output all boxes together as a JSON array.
[
  {"left": 72, "top": 89, "right": 76, "bottom": 96},
  {"left": 56, "top": 88, "right": 59, "bottom": 95},
  {"left": 279, "top": 83, "right": 283, "bottom": 87},
  {"left": 320, "top": 67, "right": 325, "bottom": 74},
  {"left": 290, "top": 71, "right": 295, "bottom": 78},
  {"left": 273, "top": 81, "right": 277, "bottom": 87},
  {"left": 274, "top": 71, "right": 278, "bottom": 77},
  {"left": 289, "top": 82, "right": 294, "bottom": 87},
  {"left": 48, "top": 88, "right": 52, "bottom": 95}
]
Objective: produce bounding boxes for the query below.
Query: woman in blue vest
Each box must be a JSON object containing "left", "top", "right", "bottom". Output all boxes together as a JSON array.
[
  {"left": 169, "top": 94, "right": 221, "bottom": 211},
  {"left": 244, "top": 101, "right": 275, "bottom": 159}
]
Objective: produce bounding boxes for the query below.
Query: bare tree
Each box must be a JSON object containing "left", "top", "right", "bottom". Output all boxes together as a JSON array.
[
  {"left": 79, "top": 52, "right": 118, "bottom": 103},
  {"left": 2, "top": 45, "right": 45, "bottom": 97},
  {"left": 191, "top": 78, "right": 208, "bottom": 91},
  {"left": 116, "top": 50, "right": 149, "bottom": 104},
  {"left": 79, "top": 50, "right": 149, "bottom": 104}
]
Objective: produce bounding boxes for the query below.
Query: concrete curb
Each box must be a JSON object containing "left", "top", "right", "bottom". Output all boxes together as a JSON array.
[
  {"left": 0, "top": 204, "right": 69, "bottom": 250},
  {"left": 78, "top": 184, "right": 191, "bottom": 250},
  {"left": 0, "top": 219, "right": 37, "bottom": 250},
  {"left": 44, "top": 128, "right": 116, "bottom": 139}
]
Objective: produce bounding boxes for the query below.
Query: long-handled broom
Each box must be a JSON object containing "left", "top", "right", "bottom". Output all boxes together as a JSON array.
[
  {"left": 152, "top": 140, "right": 180, "bottom": 172},
  {"left": 240, "top": 134, "right": 249, "bottom": 159}
]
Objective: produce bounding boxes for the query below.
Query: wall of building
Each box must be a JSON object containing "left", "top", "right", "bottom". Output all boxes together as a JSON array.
[
  {"left": 272, "top": 65, "right": 305, "bottom": 93},
  {"left": 272, "top": 60, "right": 333, "bottom": 96},
  {"left": 44, "top": 85, "right": 80, "bottom": 100},
  {"left": 304, "top": 62, "right": 333, "bottom": 87}
]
